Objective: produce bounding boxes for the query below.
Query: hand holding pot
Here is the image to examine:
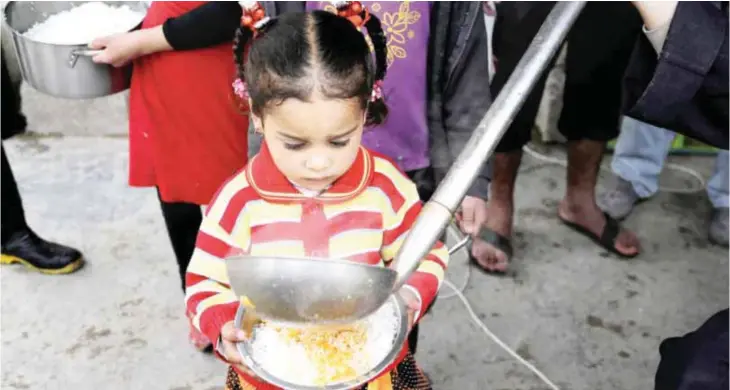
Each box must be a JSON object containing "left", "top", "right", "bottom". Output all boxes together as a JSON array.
[{"left": 90, "top": 26, "right": 172, "bottom": 67}]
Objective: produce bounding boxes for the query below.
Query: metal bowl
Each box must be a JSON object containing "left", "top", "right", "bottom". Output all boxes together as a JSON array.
[
  {"left": 226, "top": 255, "right": 398, "bottom": 325},
  {"left": 234, "top": 294, "right": 408, "bottom": 390},
  {"left": 225, "top": 224, "right": 468, "bottom": 325},
  {"left": 2, "top": 1, "right": 147, "bottom": 99}
]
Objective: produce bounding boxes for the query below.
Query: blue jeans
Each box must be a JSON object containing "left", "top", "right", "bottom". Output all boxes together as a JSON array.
[{"left": 611, "top": 117, "right": 729, "bottom": 209}]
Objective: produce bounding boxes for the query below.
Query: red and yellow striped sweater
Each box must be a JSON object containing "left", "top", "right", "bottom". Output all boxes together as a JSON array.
[{"left": 185, "top": 143, "right": 449, "bottom": 388}]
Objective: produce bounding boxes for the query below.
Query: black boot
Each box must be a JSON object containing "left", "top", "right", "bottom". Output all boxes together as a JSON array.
[{"left": 1, "top": 229, "right": 84, "bottom": 274}]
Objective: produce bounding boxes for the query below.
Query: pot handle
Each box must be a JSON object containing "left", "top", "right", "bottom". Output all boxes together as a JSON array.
[{"left": 67, "top": 49, "right": 103, "bottom": 68}]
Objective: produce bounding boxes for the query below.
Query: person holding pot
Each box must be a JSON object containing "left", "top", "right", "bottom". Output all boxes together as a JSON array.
[{"left": 90, "top": 1, "right": 250, "bottom": 352}]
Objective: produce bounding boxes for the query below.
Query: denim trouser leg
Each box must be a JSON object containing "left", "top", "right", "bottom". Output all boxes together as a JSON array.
[
  {"left": 707, "top": 151, "right": 729, "bottom": 209},
  {"left": 611, "top": 117, "right": 675, "bottom": 198}
]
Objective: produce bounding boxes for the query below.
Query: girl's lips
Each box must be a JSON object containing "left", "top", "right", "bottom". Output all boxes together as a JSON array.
[{"left": 302, "top": 176, "right": 334, "bottom": 183}]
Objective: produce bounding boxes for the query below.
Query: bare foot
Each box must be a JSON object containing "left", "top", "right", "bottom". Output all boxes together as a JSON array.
[
  {"left": 558, "top": 198, "right": 641, "bottom": 256},
  {"left": 471, "top": 196, "right": 514, "bottom": 272}
]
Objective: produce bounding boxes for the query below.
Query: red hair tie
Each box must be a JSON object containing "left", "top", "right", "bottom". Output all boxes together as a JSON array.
[
  {"left": 370, "top": 80, "right": 383, "bottom": 102},
  {"left": 239, "top": 1, "right": 270, "bottom": 34},
  {"left": 333, "top": 1, "right": 370, "bottom": 28}
]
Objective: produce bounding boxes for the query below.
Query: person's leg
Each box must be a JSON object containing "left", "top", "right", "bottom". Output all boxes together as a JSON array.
[
  {"left": 1, "top": 58, "right": 27, "bottom": 141},
  {"left": 156, "top": 189, "right": 210, "bottom": 351},
  {"left": 475, "top": 1, "right": 556, "bottom": 273},
  {"left": 1, "top": 144, "right": 28, "bottom": 240},
  {"left": 156, "top": 189, "right": 203, "bottom": 292},
  {"left": 612, "top": 118, "right": 675, "bottom": 197},
  {"left": 707, "top": 151, "right": 729, "bottom": 210},
  {"left": 558, "top": 140, "right": 639, "bottom": 256},
  {"left": 600, "top": 118, "right": 675, "bottom": 219},
  {"left": 1, "top": 144, "right": 84, "bottom": 273},
  {"left": 558, "top": 2, "right": 642, "bottom": 257},
  {"left": 707, "top": 151, "right": 729, "bottom": 246}
]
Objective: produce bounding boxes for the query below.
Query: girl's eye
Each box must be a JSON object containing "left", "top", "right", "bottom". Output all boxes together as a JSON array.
[
  {"left": 330, "top": 139, "right": 350, "bottom": 148},
  {"left": 284, "top": 142, "right": 306, "bottom": 151}
]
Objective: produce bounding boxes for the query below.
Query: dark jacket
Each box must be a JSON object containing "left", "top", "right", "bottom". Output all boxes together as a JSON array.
[
  {"left": 654, "top": 309, "right": 729, "bottom": 390},
  {"left": 163, "top": 1, "right": 493, "bottom": 199},
  {"left": 622, "top": 1, "right": 728, "bottom": 150}
]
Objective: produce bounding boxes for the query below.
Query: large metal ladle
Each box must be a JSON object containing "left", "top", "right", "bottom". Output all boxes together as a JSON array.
[{"left": 226, "top": 2, "right": 586, "bottom": 325}]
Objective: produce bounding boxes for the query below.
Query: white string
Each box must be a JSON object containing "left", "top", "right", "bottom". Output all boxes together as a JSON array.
[{"left": 443, "top": 279, "right": 561, "bottom": 390}]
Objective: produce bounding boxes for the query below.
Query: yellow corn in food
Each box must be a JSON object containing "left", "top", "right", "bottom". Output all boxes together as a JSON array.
[{"left": 271, "top": 323, "right": 369, "bottom": 385}]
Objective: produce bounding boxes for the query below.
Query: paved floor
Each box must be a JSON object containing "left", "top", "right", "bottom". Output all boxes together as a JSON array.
[{"left": 1, "top": 87, "right": 728, "bottom": 390}]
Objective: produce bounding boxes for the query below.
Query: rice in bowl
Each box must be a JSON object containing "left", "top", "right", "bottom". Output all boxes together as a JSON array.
[{"left": 244, "top": 298, "right": 402, "bottom": 388}]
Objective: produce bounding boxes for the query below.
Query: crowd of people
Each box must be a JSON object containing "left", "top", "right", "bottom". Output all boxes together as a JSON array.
[{"left": 1, "top": 1, "right": 727, "bottom": 389}]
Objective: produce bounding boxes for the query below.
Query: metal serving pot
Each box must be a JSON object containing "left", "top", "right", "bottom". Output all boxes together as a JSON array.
[{"left": 2, "top": 1, "right": 147, "bottom": 99}]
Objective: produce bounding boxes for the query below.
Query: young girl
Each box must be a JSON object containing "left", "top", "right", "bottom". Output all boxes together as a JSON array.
[{"left": 185, "top": 3, "right": 448, "bottom": 389}]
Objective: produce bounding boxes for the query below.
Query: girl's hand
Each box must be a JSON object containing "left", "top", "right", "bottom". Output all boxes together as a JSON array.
[
  {"left": 397, "top": 287, "right": 422, "bottom": 331},
  {"left": 220, "top": 321, "right": 260, "bottom": 379}
]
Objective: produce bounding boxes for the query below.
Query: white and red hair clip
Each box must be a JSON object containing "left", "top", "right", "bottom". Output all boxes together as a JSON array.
[{"left": 238, "top": 1, "right": 271, "bottom": 31}]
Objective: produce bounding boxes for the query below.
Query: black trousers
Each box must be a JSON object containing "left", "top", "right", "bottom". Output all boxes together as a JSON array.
[
  {"left": 1, "top": 59, "right": 29, "bottom": 246},
  {"left": 491, "top": 2, "right": 642, "bottom": 152},
  {"left": 1, "top": 144, "right": 28, "bottom": 245},
  {"left": 1, "top": 59, "right": 26, "bottom": 141},
  {"left": 157, "top": 190, "right": 203, "bottom": 292}
]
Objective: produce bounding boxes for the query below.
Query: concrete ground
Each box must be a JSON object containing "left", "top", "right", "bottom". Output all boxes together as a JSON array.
[{"left": 1, "top": 86, "right": 728, "bottom": 390}]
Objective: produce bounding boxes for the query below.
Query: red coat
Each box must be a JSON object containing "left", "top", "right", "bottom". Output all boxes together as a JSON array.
[{"left": 128, "top": 1, "right": 249, "bottom": 205}]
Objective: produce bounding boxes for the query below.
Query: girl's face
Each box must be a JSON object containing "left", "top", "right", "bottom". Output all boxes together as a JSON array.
[{"left": 253, "top": 95, "right": 365, "bottom": 192}]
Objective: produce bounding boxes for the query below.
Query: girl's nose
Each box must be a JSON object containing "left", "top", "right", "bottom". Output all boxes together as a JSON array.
[{"left": 305, "top": 154, "right": 331, "bottom": 172}]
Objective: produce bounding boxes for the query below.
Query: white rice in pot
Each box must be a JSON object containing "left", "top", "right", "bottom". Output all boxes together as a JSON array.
[{"left": 22, "top": 3, "right": 145, "bottom": 45}]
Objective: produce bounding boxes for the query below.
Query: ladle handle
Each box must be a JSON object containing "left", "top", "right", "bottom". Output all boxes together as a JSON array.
[{"left": 391, "top": 1, "right": 586, "bottom": 291}]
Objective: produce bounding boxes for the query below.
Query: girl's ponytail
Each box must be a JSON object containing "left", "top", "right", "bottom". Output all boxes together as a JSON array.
[
  {"left": 233, "top": 26, "right": 254, "bottom": 80},
  {"left": 232, "top": 1, "right": 272, "bottom": 113},
  {"left": 334, "top": 1, "right": 389, "bottom": 126},
  {"left": 362, "top": 13, "right": 388, "bottom": 126}
]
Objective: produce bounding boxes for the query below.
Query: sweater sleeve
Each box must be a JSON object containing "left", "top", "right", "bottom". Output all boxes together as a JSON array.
[
  {"left": 161, "top": 1, "right": 242, "bottom": 51},
  {"left": 184, "top": 180, "right": 252, "bottom": 360},
  {"left": 380, "top": 175, "right": 449, "bottom": 323}
]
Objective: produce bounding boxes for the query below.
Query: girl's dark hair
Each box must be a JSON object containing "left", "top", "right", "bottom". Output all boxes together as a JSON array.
[{"left": 233, "top": 10, "right": 388, "bottom": 126}]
